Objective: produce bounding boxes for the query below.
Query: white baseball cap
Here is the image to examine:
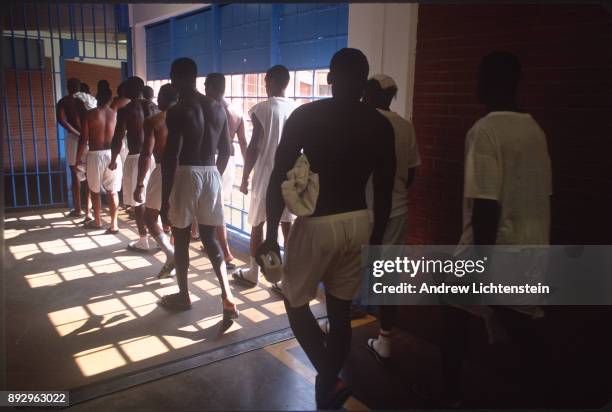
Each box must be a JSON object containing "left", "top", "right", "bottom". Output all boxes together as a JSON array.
[{"left": 370, "top": 74, "right": 397, "bottom": 90}]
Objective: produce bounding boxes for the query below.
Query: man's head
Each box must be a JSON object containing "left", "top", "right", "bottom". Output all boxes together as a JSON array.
[
  {"left": 117, "top": 81, "right": 127, "bottom": 98},
  {"left": 364, "top": 74, "right": 398, "bottom": 111},
  {"left": 170, "top": 58, "right": 198, "bottom": 93},
  {"left": 67, "top": 77, "right": 81, "bottom": 94},
  {"left": 125, "top": 76, "right": 145, "bottom": 100},
  {"left": 264, "top": 65, "right": 290, "bottom": 97},
  {"left": 477, "top": 51, "right": 521, "bottom": 107},
  {"left": 328, "top": 48, "right": 369, "bottom": 100},
  {"left": 158, "top": 84, "right": 179, "bottom": 111},
  {"left": 96, "top": 80, "right": 113, "bottom": 107},
  {"left": 80, "top": 83, "right": 90, "bottom": 94},
  {"left": 143, "top": 85, "right": 155, "bottom": 101},
  {"left": 204, "top": 73, "right": 226, "bottom": 100}
]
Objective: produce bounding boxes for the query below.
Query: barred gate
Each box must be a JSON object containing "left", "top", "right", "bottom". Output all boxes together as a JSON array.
[{"left": 3, "top": 3, "right": 129, "bottom": 209}]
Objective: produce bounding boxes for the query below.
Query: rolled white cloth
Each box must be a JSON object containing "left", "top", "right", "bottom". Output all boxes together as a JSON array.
[{"left": 281, "top": 154, "right": 319, "bottom": 217}]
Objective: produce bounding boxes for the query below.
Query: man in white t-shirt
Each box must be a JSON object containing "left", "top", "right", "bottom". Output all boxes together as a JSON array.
[
  {"left": 362, "top": 74, "right": 420, "bottom": 363},
  {"left": 436, "top": 51, "right": 552, "bottom": 407},
  {"left": 236, "top": 65, "right": 298, "bottom": 288}
]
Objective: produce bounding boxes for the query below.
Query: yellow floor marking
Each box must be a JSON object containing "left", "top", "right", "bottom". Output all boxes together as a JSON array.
[{"left": 264, "top": 313, "right": 377, "bottom": 410}]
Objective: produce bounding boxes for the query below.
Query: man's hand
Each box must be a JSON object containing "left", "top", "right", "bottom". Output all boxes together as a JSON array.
[
  {"left": 255, "top": 238, "right": 281, "bottom": 269},
  {"left": 240, "top": 179, "right": 249, "bottom": 195},
  {"left": 133, "top": 185, "right": 145, "bottom": 204},
  {"left": 109, "top": 160, "right": 117, "bottom": 171}
]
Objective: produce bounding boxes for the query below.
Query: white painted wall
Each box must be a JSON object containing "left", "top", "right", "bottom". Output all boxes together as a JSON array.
[
  {"left": 129, "top": 4, "right": 209, "bottom": 81},
  {"left": 348, "top": 3, "right": 419, "bottom": 120}
]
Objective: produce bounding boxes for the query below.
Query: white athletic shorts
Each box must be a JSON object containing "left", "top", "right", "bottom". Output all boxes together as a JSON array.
[
  {"left": 381, "top": 213, "right": 407, "bottom": 245},
  {"left": 86, "top": 149, "right": 122, "bottom": 194},
  {"left": 65, "top": 133, "right": 88, "bottom": 167},
  {"left": 119, "top": 137, "right": 129, "bottom": 165},
  {"left": 283, "top": 209, "right": 370, "bottom": 308},
  {"left": 145, "top": 165, "right": 162, "bottom": 211},
  {"left": 168, "top": 165, "right": 224, "bottom": 229},
  {"left": 248, "top": 189, "right": 295, "bottom": 227},
  {"left": 123, "top": 154, "right": 155, "bottom": 207}
]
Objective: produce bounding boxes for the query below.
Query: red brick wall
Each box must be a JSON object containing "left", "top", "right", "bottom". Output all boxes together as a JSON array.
[
  {"left": 409, "top": 4, "right": 612, "bottom": 245},
  {"left": 64, "top": 60, "right": 122, "bottom": 98},
  {"left": 3, "top": 57, "right": 58, "bottom": 173}
]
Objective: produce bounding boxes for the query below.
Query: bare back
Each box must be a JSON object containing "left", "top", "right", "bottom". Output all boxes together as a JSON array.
[
  {"left": 167, "top": 92, "right": 230, "bottom": 166},
  {"left": 121, "top": 99, "right": 155, "bottom": 154},
  {"left": 146, "top": 111, "right": 169, "bottom": 163},
  {"left": 57, "top": 95, "right": 86, "bottom": 133},
  {"left": 86, "top": 106, "right": 117, "bottom": 151},
  {"left": 110, "top": 96, "right": 130, "bottom": 111}
]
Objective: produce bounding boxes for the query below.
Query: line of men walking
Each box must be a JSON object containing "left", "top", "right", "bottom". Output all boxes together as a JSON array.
[{"left": 56, "top": 46, "right": 551, "bottom": 408}]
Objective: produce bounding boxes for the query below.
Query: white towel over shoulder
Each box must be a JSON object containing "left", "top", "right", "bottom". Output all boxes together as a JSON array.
[{"left": 281, "top": 154, "right": 319, "bottom": 217}]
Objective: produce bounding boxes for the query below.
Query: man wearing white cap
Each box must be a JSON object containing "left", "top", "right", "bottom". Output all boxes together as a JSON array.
[{"left": 363, "top": 74, "right": 421, "bottom": 363}]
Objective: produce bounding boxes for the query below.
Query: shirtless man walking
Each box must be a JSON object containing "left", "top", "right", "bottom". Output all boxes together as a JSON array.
[
  {"left": 109, "top": 76, "right": 157, "bottom": 251},
  {"left": 204, "top": 73, "right": 248, "bottom": 271},
  {"left": 76, "top": 81, "right": 122, "bottom": 232},
  {"left": 56, "top": 77, "right": 90, "bottom": 219},
  {"left": 258, "top": 48, "right": 395, "bottom": 408},
  {"left": 133, "top": 84, "right": 179, "bottom": 278},
  {"left": 159, "top": 58, "right": 238, "bottom": 319}
]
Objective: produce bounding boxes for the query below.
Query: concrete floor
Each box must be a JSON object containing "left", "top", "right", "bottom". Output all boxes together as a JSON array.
[{"left": 4, "top": 208, "right": 325, "bottom": 390}]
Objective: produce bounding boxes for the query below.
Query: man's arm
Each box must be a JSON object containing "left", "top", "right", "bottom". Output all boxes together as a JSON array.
[
  {"left": 134, "top": 117, "right": 155, "bottom": 204},
  {"left": 109, "top": 107, "right": 127, "bottom": 168},
  {"left": 160, "top": 107, "right": 182, "bottom": 225},
  {"left": 406, "top": 167, "right": 417, "bottom": 189},
  {"left": 239, "top": 114, "right": 263, "bottom": 194},
  {"left": 56, "top": 100, "right": 81, "bottom": 136},
  {"left": 370, "top": 120, "right": 396, "bottom": 244},
  {"left": 216, "top": 117, "right": 231, "bottom": 176},
  {"left": 76, "top": 112, "right": 89, "bottom": 165},
  {"left": 236, "top": 116, "right": 248, "bottom": 161}
]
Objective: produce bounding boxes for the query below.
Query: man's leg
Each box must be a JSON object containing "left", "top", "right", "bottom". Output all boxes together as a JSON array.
[
  {"left": 199, "top": 224, "right": 238, "bottom": 314},
  {"left": 70, "top": 166, "right": 82, "bottom": 214},
  {"left": 158, "top": 225, "right": 192, "bottom": 309},
  {"left": 284, "top": 298, "right": 327, "bottom": 375},
  {"left": 84, "top": 189, "right": 92, "bottom": 220},
  {"left": 281, "top": 221, "right": 292, "bottom": 249},
  {"left": 107, "top": 192, "right": 119, "bottom": 231},
  {"left": 322, "top": 292, "right": 353, "bottom": 391},
  {"left": 234, "top": 222, "right": 263, "bottom": 285},
  {"left": 135, "top": 204, "right": 148, "bottom": 236},
  {"left": 145, "top": 208, "right": 174, "bottom": 273},
  {"left": 91, "top": 191, "right": 102, "bottom": 227},
  {"left": 368, "top": 306, "right": 397, "bottom": 360},
  {"left": 216, "top": 225, "right": 235, "bottom": 266}
]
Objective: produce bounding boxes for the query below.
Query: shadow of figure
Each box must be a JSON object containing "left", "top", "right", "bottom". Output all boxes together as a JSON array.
[{"left": 66, "top": 313, "right": 131, "bottom": 337}]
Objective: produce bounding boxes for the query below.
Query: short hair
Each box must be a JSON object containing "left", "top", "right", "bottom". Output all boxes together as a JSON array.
[
  {"left": 117, "top": 81, "right": 127, "bottom": 97},
  {"left": 96, "top": 86, "right": 113, "bottom": 106},
  {"left": 265, "top": 65, "right": 290, "bottom": 89},
  {"left": 67, "top": 77, "right": 81, "bottom": 93},
  {"left": 158, "top": 83, "right": 179, "bottom": 104},
  {"left": 171, "top": 58, "right": 198, "bottom": 81},
  {"left": 143, "top": 85, "right": 155, "bottom": 99},
  {"left": 97, "top": 80, "right": 111, "bottom": 94},
  {"left": 125, "top": 76, "right": 145, "bottom": 99},
  {"left": 205, "top": 73, "right": 226, "bottom": 95},
  {"left": 479, "top": 51, "right": 521, "bottom": 89},
  {"left": 330, "top": 48, "right": 369, "bottom": 85},
  {"left": 80, "top": 83, "right": 90, "bottom": 94}
]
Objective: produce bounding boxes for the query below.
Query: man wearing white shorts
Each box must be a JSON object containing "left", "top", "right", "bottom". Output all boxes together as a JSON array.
[
  {"left": 134, "top": 84, "right": 179, "bottom": 278},
  {"left": 204, "top": 73, "right": 248, "bottom": 270},
  {"left": 237, "top": 65, "right": 298, "bottom": 287},
  {"left": 77, "top": 82, "right": 122, "bottom": 233},
  {"left": 362, "top": 74, "right": 421, "bottom": 363},
  {"left": 56, "top": 77, "right": 91, "bottom": 221},
  {"left": 258, "top": 49, "right": 395, "bottom": 408},
  {"left": 109, "top": 76, "right": 158, "bottom": 252},
  {"left": 158, "top": 58, "right": 238, "bottom": 319}
]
